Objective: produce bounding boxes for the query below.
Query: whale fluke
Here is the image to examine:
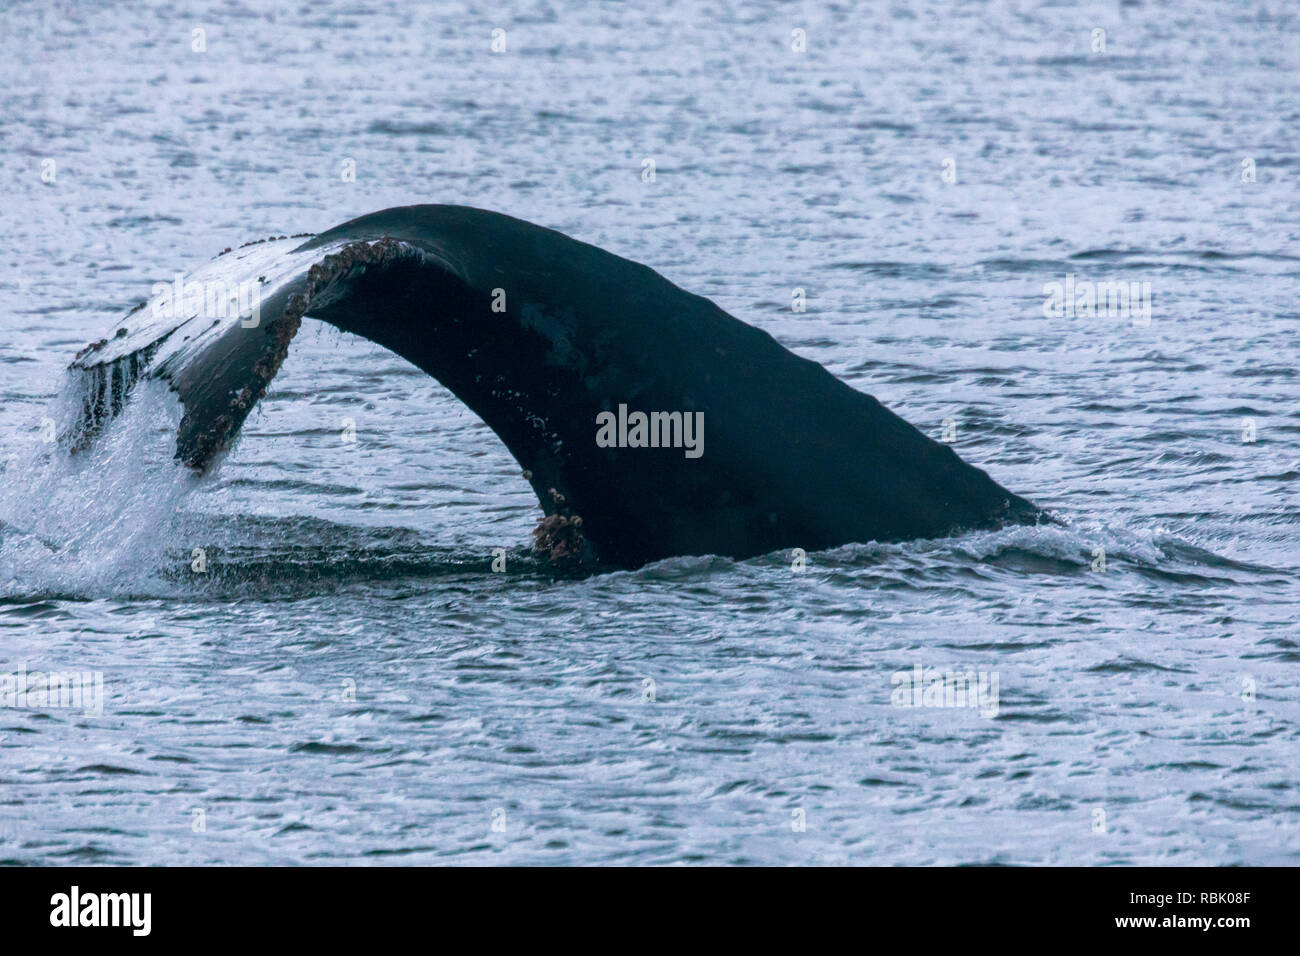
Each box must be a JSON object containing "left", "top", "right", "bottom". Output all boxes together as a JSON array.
[{"left": 68, "top": 204, "right": 1044, "bottom": 568}]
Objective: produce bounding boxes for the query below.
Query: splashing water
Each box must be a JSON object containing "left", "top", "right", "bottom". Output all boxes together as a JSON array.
[{"left": 0, "top": 378, "right": 203, "bottom": 598}]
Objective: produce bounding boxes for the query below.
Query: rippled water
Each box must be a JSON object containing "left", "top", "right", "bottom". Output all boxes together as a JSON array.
[{"left": 2, "top": 0, "right": 1298, "bottom": 865}]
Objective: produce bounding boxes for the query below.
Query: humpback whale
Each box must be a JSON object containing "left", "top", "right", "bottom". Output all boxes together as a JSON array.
[{"left": 67, "top": 205, "right": 1042, "bottom": 568}]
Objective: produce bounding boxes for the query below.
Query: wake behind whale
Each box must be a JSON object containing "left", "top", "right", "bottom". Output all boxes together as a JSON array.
[{"left": 65, "top": 204, "right": 1044, "bottom": 568}]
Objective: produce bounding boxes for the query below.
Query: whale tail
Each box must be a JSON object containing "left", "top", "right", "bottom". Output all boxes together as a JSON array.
[
  {"left": 67, "top": 234, "right": 424, "bottom": 469},
  {"left": 67, "top": 204, "right": 1044, "bottom": 567}
]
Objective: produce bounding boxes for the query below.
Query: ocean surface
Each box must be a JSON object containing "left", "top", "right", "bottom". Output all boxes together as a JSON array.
[{"left": 1, "top": 0, "right": 1298, "bottom": 865}]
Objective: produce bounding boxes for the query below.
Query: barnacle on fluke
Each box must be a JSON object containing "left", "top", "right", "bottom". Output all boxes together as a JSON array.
[
  {"left": 531, "top": 488, "right": 589, "bottom": 562},
  {"left": 69, "top": 236, "right": 424, "bottom": 472},
  {"left": 67, "top": 204, "right": 1044, "bottom": 568}
]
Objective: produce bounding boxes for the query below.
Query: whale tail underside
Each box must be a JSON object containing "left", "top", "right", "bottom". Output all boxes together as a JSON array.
[
  {"left": 67, "top": 234, "right": 428, "bottom": 469},
  {"left": 66, "top": 204, "right": 1045, "bottom": 567}
]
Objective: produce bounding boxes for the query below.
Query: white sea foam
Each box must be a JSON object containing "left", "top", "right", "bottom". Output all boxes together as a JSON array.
[{"left": 0, "top": 378, "right": 201, "bottom": 597}]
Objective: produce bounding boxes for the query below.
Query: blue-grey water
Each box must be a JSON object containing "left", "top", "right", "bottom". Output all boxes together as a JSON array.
[{"left": 1, "top": 0, "right": 1298, "bottom": 865}]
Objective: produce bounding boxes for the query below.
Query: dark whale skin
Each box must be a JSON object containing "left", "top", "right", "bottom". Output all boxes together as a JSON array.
[
  {"left": 69, "top": 203, "right": 1044, "bottom": 569},
  {"left": 297, "top": 205, "right": 1043, "bottom": 567}
]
